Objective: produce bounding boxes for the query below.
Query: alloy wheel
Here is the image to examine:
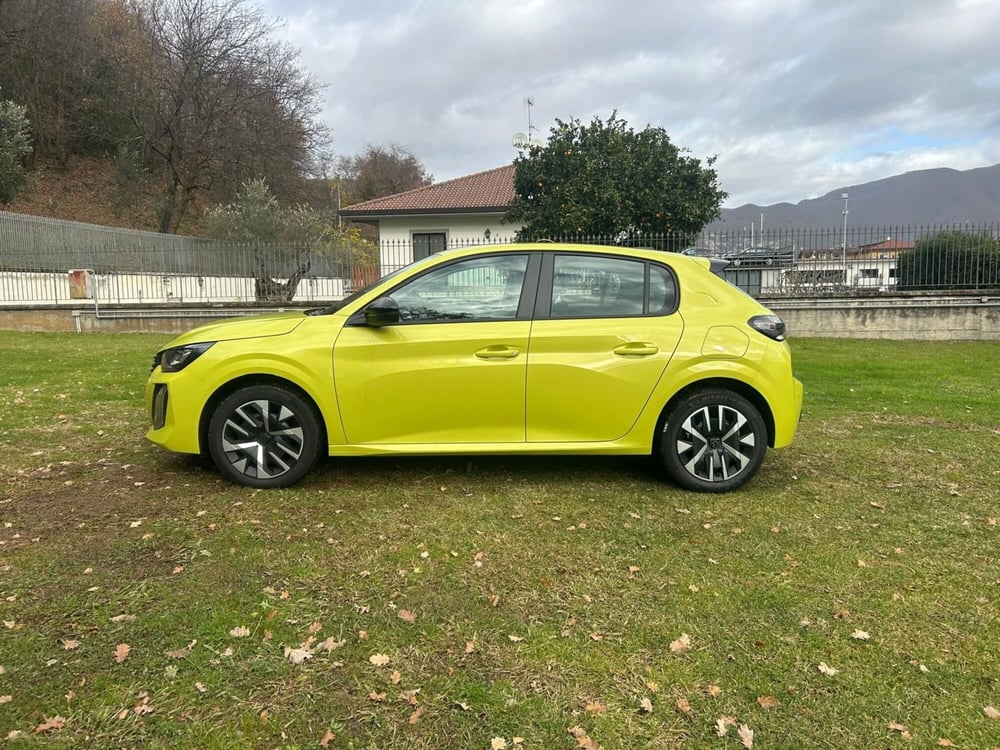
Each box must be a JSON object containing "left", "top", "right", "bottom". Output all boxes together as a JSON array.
[{"left": 218, "top": 398, "right": 305, "bottom": 480}]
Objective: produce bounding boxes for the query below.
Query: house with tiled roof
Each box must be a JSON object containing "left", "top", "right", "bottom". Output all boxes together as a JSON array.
[{"left": 339, "top": 165, "right": 520, "bottom": 272}]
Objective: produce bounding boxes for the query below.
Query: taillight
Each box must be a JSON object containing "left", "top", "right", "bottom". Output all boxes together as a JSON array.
[{"left": 748, "top": 314, "right": 786, "bottom": 341}]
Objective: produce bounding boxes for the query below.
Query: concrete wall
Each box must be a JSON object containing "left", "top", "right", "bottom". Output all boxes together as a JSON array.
[
  {"left": 0, "top": 306, "right": 304, "bottom": 334},
  {"left": 1, "top": 295, "right": 998, "bottom": 340},
  {"left": 766, "top": 295, "right": 1000, "bottom": 340}
]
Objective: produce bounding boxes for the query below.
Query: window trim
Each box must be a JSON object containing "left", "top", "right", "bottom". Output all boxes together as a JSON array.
[{"left": 534, "top": 252, "right": 679, "bottom": 320}]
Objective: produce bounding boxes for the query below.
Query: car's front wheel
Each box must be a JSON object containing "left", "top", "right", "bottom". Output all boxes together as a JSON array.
[
  {"left": 207, "top": 384, "right": 322, "bottom": 488},
  {"left": 658, "top": 389, "right": 767, "bottom": 492}
]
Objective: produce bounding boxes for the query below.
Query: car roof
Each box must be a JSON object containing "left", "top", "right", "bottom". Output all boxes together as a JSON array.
[{"left": 434, "top": 242, "right": 696, "bottom": 264}]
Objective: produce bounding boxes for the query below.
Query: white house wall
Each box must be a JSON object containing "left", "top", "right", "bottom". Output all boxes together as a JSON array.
[{"left": 377, "top": 215, "right": 524, "bottom": 271}]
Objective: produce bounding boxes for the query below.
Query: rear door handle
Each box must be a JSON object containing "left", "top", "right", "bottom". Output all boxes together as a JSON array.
[
  {"left": 613, "top": 342, "right": 659, "bottom": 357},
  {"left": 475, "top": 345, "right": 521, "bottom": 360}
]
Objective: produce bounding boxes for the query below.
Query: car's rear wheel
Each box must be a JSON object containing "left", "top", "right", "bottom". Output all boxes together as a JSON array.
[
  {"left": 658, "top": 389, "right": 767, "bottom": 492},
  {"left": 207, "top": 384, "right": 321, "bottom": 488}
]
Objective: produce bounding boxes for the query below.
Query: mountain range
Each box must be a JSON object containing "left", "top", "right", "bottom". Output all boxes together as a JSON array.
[{"left": 712, "top": 163, "right": 1000, "bottom": 230}]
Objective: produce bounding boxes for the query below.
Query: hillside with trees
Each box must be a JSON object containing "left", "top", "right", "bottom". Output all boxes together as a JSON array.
[{"left": 0, "top": 0, "right": 431, "bottom": 235}]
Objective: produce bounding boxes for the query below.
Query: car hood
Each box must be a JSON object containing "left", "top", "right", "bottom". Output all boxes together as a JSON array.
[{"left": 163, "top": 311, "right": 307, "bottom": 348}]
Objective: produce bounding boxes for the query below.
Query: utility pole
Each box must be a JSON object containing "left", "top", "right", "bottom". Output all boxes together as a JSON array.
[{"left": 841, "top": 192, "right": 849, "bottom": 282}]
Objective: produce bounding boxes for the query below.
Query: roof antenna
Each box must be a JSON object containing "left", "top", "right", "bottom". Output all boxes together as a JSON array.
[{"left": 512, "top": 97, "right": 544, "bottom": 150}]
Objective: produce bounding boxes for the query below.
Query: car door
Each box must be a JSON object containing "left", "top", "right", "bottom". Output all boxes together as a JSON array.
[
  {"left": 525, "top": 252, "right": 683, "bottom": 443},
  {"left": 333, "top": 253, "right": 538, "bottom": 445}
]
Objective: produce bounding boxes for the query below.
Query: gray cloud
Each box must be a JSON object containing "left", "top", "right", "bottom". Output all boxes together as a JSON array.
[{"left": 261, "top": 0, "right": 1000, "bottom": 206}]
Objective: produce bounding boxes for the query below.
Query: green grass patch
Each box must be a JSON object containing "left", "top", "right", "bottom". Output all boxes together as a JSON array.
[{"left": 1, "top": 332, "right": 998, "bottom": 748}]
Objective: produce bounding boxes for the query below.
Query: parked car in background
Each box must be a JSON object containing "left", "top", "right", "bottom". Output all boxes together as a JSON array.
[
  {"left": 722, "top": 246, "right": 796, "bottom": 267},
  {"left": 146, "top": 244, "right": 803, "bottom": 493}
]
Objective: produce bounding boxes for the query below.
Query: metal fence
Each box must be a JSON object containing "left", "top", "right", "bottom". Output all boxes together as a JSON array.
[{"left": 2, "top": 209, "right": 998, "bottom": 306}]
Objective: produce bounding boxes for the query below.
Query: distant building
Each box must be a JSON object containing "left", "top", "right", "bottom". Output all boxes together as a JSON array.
[
  {"left": 339, "top": 165, "right": 519, "bottom": 271},
  {"left": 856, "top": 238, "right": 915, "bottom": 259}
]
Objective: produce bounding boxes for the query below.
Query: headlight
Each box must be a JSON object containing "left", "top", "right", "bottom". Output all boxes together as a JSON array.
[{"left": 155, "top": 342, "right": 215, "bottom": 373}]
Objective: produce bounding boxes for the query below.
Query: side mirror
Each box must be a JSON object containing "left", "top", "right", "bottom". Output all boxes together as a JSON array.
[{"left": 364, "top": 296, "right": 400, "bottom": 327}]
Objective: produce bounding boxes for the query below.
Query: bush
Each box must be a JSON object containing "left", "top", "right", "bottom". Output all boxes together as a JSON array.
[
  {"left": 0, "top": 95, "right": 32, "bottom": 204},
  {"left": 896, "top": 230, "right": 1000, "bottom": 290}
]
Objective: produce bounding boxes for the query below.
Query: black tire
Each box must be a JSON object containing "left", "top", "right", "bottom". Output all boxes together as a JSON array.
[
  {"left": 658, "top": 389, "right": 767, "bottom": 493},
  {"left": 207, "top": 384, "right": 322, "bottom": 489}
]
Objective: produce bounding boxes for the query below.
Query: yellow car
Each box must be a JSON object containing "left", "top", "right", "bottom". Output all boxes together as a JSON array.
[{"left": 146, "top": 244, "right": 802, "bottom": 492}]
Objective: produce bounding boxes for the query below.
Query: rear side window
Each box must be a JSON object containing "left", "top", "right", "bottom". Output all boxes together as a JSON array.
[{"left": 548, "top": 255, "right": 676, "bottom": 318}]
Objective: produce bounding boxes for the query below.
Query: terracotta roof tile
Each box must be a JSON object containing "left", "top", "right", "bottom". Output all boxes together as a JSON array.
[{"left": 340, "top": 165, "right": 514, "bottom": 216}]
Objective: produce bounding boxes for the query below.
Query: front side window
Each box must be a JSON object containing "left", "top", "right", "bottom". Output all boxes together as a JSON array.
[
  {"left": 550, "top": 255, "right": 675, "bottom": 318},
  {"left": 391, "top": 255, "right": 530, "bottom": 323}
]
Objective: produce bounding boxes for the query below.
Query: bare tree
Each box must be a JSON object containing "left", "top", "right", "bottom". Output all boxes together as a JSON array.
[
  {"left": 337, "top": 143, "right": 432, "bottom": 204},
  {"left": 0, "top": 0, "right": 121, "bottom": 164},
  {"left": 106, "top": 0, "right": 328, "bottom": 232}
]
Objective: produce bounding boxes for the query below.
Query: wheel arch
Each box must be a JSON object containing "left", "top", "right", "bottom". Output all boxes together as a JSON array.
[
  {"left": 654, "top": 377, "right": 776, "bottom": 450},
  {"left": 198, "top": 374, "right": 328, "bottom": 457}
]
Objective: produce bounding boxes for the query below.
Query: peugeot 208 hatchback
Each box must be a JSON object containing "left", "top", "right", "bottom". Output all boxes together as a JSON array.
[{"left": 147, "top": 244, "right": 803, "bottom": 492}]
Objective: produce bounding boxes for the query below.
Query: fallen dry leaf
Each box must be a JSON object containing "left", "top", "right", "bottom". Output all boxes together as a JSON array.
[
  {"left": 368, "top": 691, "right": 386, "bottom": 702},
  {"left": 491, "top": 738, "right": 507, "bottom": 750},
  {"left": 984, "top": 705, "right": 1000, "bottom": 719},
  {"left": 585, "top": 700, "right": 607, "bottom": 715},
  {"left": 851, "top": 629, "right": 871, "bottom": 640},
  {"left": 34, "top": 716, "right": 66, "bottom": 734},
  {"left": 114, "top": 643, "right": 131, "bottom": 663},
  {"left": 284, "top": 646, "right": 313, "bottom": 665},
  {"left": 640, "top": 697, "right": 654, "bottom": 713},
  {"left": 369, "top": 653, "right": 391, "bottom": 667},
  {"left": 757, "top": 695, "right": 779, "bottom": 709},
  {"left": 319, "top": 729, "right": 335, "bottom": 748},
  {"left": 166, "top": 640, "right": 197, "bottom": 659},
  {"left": 390, "top": 670, "right": 402, "bottom": 684},
  {"left": 0, "top": 695, "right": 11, "bottom": 704},
  {"left": 229, "top": 626, "right": 251, "bottom": 638},
  {"left": 707, "top": 684, "right": 723, "bottom": 698},
  {"left": 308, "top": 621, "right": 323, "bottom": 634},
  {"left": 669, "top": 633, "right": 692, "bottom": 654},
  {"left": 194, "top": 682, "right": 207, "bottom": 693},
  {"left": 818, "top": 662, "right": 839, "bottom": 676},
  {"left": 568, "top": 725, "right": 603, "bottom": 750},
  {"left": 738, "top": 723, "right": 754, "bottom": 749},
  {"left": 317, "top": 637, "right": 346, "bottom": 652},
  {"left": 508, "top": 634, "right": 524, "bottom": 642},
  {"left": 888, "top": 721, "right": 912, "bottom": 740},
  {"left": 397, "top": 609, "right": 416, "bottom": 623},
  {"left": 716, "top": 716, "right": 737, "bottom": 737},
  {"left": 676, "top": 697, "right": 693, "bottom": 717},
  {"left": 464, "top": 640, "right": 476, "bottom": 654},
  {"left": 408, "top": 705, "right": 426, "bottom": 724},
  {"left": 937, "top": 739, "right": 956, "bottom": 747},
  {"left": 61, "top": 639, "right": 80, "bottom": 650}
]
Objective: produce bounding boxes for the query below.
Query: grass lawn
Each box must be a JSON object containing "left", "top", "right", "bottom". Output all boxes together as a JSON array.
[{"left": 0, "top": 332, "right": 998, "bottom": 749}]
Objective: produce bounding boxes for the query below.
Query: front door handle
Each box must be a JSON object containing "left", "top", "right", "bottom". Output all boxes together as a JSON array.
[
  {"left": 613, "top": 342, "right": 659, "bottom": 357},
  {"left": 475, "top": 345, "right": 521, "bottom": 360}
]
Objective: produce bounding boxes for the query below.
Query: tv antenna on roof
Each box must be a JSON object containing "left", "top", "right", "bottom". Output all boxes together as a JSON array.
[{"left": 512, "top": 96, "right": 544, "bottom": 150}]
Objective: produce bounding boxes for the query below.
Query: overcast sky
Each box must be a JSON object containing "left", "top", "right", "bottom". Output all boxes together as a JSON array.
[{"left": 259, "top": 0, "right": 1000, "bottom": 207}]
